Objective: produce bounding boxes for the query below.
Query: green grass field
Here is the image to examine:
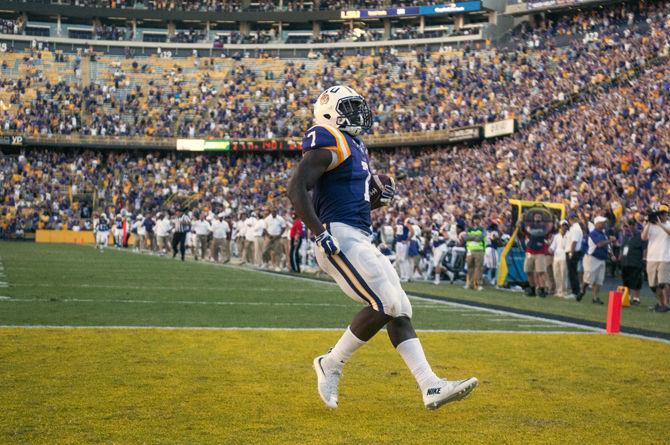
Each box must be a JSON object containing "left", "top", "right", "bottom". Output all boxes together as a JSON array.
[
  {"left": 1, "top": 243, "right": 669, "bottom": 444},
  {"left": 404, "top": 281, "right": 669, "bottom": 334}
]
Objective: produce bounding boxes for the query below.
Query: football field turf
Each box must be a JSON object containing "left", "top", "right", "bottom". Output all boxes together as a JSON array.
[{"left": 1, "top": 243, "right": 669, "bottom": 444}]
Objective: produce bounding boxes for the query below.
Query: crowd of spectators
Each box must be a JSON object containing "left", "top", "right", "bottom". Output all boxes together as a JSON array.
[
  {"left": 0, "top": 17, "right": 25, "bottom": 35},
  {"left": 372, "top": 63, "right": 669, "bottom": 232},
  {"left": 44, "top": 0, "right": 242, "bottom": 12},
  {"left": 309, "top": 22, "right": 472, "bottom": 44},
  {"left": 312, "top": 27, "right": 385, "bottom": 44},
  {"left": 212, "top": 31, "right": 275, "bottom": 47},
  {"left": 169, "top": 28, "right": 207, "bottom": 43},
  {"left": 310, "top": 24, "right": 466, "bottom": 44},
  {"left": 2, "top": 49, "right": 667, "bottom": 239},
  {"left": 1, "top": 1, "right": 667, "bottom": 140},
  {"left": 245, "top": 0, "right": 311, "bottom": 11},
  {"left": 94, "top": 24, "right": 130, "bottom": 41},
  {"left": 39, "top": 0, "right": 439, "bottom": 12},
  {"left": 1, "top": 47, "right": 668, "bottom": 304},
  {"left": 1, "top": 2, "right": 668, "bottom": 243},
  {"left": 319, "top": 1, "right": 444, "bottom": 11}
]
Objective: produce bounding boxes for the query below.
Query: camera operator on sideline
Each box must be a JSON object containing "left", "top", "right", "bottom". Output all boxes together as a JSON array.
[{"left": 641, "top": 204, "right": 670, "bottom": 313}]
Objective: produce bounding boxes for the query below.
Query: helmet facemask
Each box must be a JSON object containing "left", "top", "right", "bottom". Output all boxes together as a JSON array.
[{"left": 335, "top": 96, "right": 372, "bottom": 136}]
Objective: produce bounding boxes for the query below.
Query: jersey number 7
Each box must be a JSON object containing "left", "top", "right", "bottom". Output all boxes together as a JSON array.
[{"left": 361, "top": 161, "right": 370, "bottom": 202}]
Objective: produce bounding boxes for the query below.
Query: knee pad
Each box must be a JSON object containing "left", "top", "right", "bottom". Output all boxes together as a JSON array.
[{"left": 378, "top": 281, "right": 412, "bottom": 318}]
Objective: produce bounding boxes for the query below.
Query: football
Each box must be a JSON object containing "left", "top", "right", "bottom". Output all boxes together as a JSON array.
[{"left": 369, "top": 174, "right": 395, "bottom": 209}]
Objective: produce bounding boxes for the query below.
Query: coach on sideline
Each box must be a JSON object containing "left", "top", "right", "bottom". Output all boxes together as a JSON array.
[
  {"left": 566, "top": 213, "right": 584, "bottom": 298},
  {"left": 210, "top": 213, "right": 231, "bottom": 263},
  {"left": 155, "top": 212, "right": 172, "bottom": 255},
  {"left": 193, "top": 213, "right": 211, "bottom": 261},
  {"left": 263, "top": 208, "right": 286, "bottom": 270}
]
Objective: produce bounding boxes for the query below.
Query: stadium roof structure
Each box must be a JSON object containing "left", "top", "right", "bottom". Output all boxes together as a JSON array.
[
  {"left": 0, "top": 0, "right": 495, "bottom": 55},
  {"left": 504, "top": 0, "right": 629, "bottom": 16},
  {"left": 0, "top": 0, "right": 493, "bottom": 23}
]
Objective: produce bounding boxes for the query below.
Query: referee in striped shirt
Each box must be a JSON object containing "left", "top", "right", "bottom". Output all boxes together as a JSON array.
[{"left": 172, "top": 208, "right": 190, "bottom": 261}]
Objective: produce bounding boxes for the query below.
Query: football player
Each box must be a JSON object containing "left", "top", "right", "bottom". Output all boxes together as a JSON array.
[
  {"left": 429, "top": 225, "right": 449, "bottom": 285},
  {"left": 94, "top": 214, "right": 110, "bottom": 252},
  {"left": 288, "top": 86, "right": 477, "bottom": 410}
]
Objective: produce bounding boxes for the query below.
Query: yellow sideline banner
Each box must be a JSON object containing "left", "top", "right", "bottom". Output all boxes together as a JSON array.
[{"left": 35, "top": 230, "right": 134, "bottom": 245}]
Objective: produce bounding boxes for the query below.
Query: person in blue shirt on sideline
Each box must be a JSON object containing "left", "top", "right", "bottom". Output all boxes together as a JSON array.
[{"left": 578, "top": 216, "right": 614, "bottom": 304}]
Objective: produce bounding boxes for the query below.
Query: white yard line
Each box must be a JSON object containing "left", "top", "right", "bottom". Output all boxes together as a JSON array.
[
  {"left": 8, "top": 282, "right": 321, "bottom": 292},
  {"left": 0, "top": 297, "right": 356, "bottom": 308},
  {"left": 0, "top": 296, "right": 569, "bottom": 328},
  {"left": 221, "top": 263, "right": 602, "bottom": 332},
  {"left": 0, "top": 256, "right": 5, "bottom": 288},
  {"left": 222, "top": 263, "right": 601, "bottom": 332},
  {"left": 518, "top": 324, "right": 568, "bottom": 328},
  {"left": 407, "top": 294, "right": 603, "bottom": 333},
  {"left": 0, "top": 325, "right": 600, "bottom": 335}
]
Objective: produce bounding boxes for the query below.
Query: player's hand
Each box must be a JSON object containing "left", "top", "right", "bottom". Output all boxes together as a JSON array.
[
  {"left": 315, "top": 231, "right": 340, "bottom": 256},
  {"left": 379, "top": 181, "right": 395, "bottom": 206}
]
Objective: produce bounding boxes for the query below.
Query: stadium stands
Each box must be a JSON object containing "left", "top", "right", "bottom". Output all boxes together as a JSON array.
[
  {"left": 21, "top": 0, "right": 442, "bottom": 12},
  {"left": 0, "top": 17, "right": 25, "bottom": 35},
  {"left": 0, "top": 0, "right": 668, "bottom": 256},
  {"left": 1, "top": 1, "right": 668, "bottom": 141},
  {"left": 2, "top": 57, "right": 668, "bottom": 237}
]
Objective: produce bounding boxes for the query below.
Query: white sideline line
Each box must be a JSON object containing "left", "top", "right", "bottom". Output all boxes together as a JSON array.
[
  {"left": 519, "top": 324, "right": 568, "bottom": 328},
  {"left": 407, "top": 294, "right": 603, "bottom": 333},
  {"left": 0, "top": 255, "right": 5, "bottom": 288},
  {"left": 0, "top": 297, "right": 477, "bottom": 310},
  {"left": 0, "top": 298, "right": 564, "bottom": 326},
  {"left": 0, "top": 297, "right": 569, "bottom": 328},
  {"left": 219, "top": 262, "right": 601, "bottom": 332},
  {"left": 229, "top": 263, "right": 670, "bottom": 341},
  {"left": 0, "top": 325, "right": 595, "bottom": 334},
  {"left": 2, "top": 324, "right": 667, "bottom": 344},
  {"left": 222, "top": 262, "right": 601, "bottom": 332},
  {"left": 0, "top": 297, "right": 478, "bottom": 309},
  {"left": 8, "top": 283, "right": 322, "bottom": 292},
  {"left": 1, "top": 297, "right": 357, "bottom": 308}
]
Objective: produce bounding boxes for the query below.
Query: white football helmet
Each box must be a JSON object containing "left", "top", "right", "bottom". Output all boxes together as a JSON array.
[{"left": 314, "top": 85, "right": 372, "bottom": 136}]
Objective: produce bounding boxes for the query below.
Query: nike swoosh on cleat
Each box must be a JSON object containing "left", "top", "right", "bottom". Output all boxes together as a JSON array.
[{"left": 426, "top": 379, "right": 478, "bottom": 410}]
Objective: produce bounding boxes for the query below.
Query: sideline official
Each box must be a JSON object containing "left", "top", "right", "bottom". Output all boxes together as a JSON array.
[{"left": 172, "top": 208, "right": 190, "bottom": 261}]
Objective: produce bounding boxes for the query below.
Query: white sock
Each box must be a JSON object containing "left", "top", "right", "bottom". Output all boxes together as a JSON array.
[
  {"left": 324, "top": 326, "right": 366, "bottom": 371},
  {"left": 396, "top": 338, "right": 439, "bottom": 391}
]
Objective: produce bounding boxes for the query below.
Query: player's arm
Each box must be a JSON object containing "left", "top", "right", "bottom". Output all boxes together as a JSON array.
[{"left": 287, "top": 149, "right": 331, "bottom": 236}]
